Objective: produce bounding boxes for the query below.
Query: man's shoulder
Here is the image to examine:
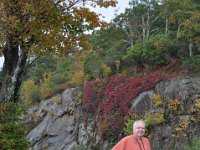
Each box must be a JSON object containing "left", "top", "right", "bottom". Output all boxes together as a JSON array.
[
  {"left": 121, "top": 135, "right": 133, "bottom": 141},
  {"left": 121, "top": 135, "right": 149, "bottom": 142},
  {"left": 142, "top": 137, "right": 150, "bottom": 142},
  {"left": 126, "top": 135, "right": 134, "bottom": 138}
]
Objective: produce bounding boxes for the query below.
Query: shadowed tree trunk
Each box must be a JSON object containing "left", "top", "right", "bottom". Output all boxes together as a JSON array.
[
  {"left": 2, "top": 45, "right": 19, "bottom": 76},
  {"left": 0, "top": 45, "right": 27, "bottom": 102}
]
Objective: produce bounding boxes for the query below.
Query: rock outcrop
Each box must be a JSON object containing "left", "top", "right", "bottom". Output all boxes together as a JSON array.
[
  {"left": 131, "top": 78, "right": 200, "bottom": 150},
  {"left": 25, "top": 88, "right": 81, "bottom": 150},
  {"left": 25, "top": 78, "right": 200, "bottom": 150}
]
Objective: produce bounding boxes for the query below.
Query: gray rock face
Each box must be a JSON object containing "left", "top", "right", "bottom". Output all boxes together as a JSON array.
[
  {"left": 25, "top": 88, "right": 81, "bottom": 150},
  {"left": 131, "top": 78, "right": 200, "bottom": 150},
  {"left": 25, "top": 78, "right": 200, "bottom": 150}
]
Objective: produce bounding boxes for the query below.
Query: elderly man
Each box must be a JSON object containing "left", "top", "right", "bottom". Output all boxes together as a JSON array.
[{"left": 112, "top": 120, "right": 151, "bottom": 150}]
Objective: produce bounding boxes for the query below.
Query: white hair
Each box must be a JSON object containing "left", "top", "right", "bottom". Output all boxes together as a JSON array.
[{"left": 133, "top": 120, "right": 145, "bottom": 130}]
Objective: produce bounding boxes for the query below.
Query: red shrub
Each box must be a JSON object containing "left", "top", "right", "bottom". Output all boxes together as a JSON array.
[{"left": 82, "top": 61, "right": 178, "bottom": 140}]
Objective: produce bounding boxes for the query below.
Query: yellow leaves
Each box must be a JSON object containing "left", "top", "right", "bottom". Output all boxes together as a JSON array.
[
  {"left": 76, "top": 34, "right": 90, "bottom": 50},
  {"left": 7, "top": 16, "right": 18, "bottom": 23},
  {"left": 21, "top": 80, "right": 38, "bottom": 105},
  {"left": 194, "top": 99, "right": 200, "bottom": 109},
  {"left": 179, "top": 120, "right": 189, "bottom": 130},
  {"left": 144, "top": 112, "right": 165, "bottom": 126},
  {"left": 152, "top": 94, "right": 163, "bottom": 107},
  {"left": 123, "top": 118, "right": 134, "bottom": 136},
  {"left": 32, "top": 112, "right": 41, "bottom": 122},
  {"left": 168, "top": 98, "right": 181, "bottom": 111},
  {"left": 69, "top": 66, "right": 86, "bottom": 87},
  {"left": 100, "top": 64, "right": 112, "bottom": 78},
  {"left": 40, "top": 73, "right": 54, "bottom": 99},
  {"left": 183, "top": 11, "right": 200, "bottom": 29},
  {"left": 52, "top": 95, "right": 62, "bottom": 104},
  {"left": 175, "top": 120, "right": 190, "bottom": 131}
]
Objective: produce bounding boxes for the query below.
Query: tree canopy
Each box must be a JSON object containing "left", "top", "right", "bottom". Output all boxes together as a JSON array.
[{"left": 0, "top": 0, "right": 117, "bottom": 102}]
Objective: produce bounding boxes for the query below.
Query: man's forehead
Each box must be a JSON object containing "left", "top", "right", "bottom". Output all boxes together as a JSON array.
[{"left": 135, "top": 122, "right": 144, "bottom": 127}]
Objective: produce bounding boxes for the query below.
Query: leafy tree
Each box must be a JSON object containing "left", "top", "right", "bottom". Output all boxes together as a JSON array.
[
  {"left": 162, "top": 0, "right": 195, "bottom": 37},
  {"left": 24, "top": 54, "right": 57, "bottom": 82},
  {"left": 161, "top": 0, "right": 200, "bottom": 58},
  {"left": 0, "top": 0, "right": 116, "bottom": 102},
  {"left": 123, "top": 34, "right": 180, "bottom": 66},
  {"left": 114, "top": 0, "right": 161, "bottom": 42},
  {"left": 90, "top": 24, "right": 128, "bottom": 52},
  {"left": 180, "top": 11, "right": 200, "bottom": 57},
  {"left": 84, "top": 53, "right": 106, "bottom": 79},
  {"left": 89, "top": 24, "right": 128, "bottom": 73}
]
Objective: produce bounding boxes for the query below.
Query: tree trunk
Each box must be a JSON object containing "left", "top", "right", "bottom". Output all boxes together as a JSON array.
[
  {"left": 189, "top": 38, "right": 194, "bottom": 58},
  {"left": 142, "top": 15, "right": 146, "bottom": 40},
  {"left": 0, "top": 46, "right": 27, "bottom": 102},
  {"left": 2, "top": 45, "right": 19, "bottom": 76},
  {"left": 165, "top": 17, "right": 168, "bottom": 37},
  {"left": 176, "top": 24, "right": 181, "bottom": 38},
  {"left": 146, "top": 4, "right": 150, "bottom": 39}
]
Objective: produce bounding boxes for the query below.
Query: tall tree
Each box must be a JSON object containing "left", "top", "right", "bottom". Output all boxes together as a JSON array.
[
  {"left": 162, "top": 0, "right": 200, "bottom": 57},
  {"left": 162, "top": 0, "right": 194, "bottom": 37},
  {"left": 0, "top": 0, "right": 116, "bottom": 102},
  {"left": 113, "top": 0, "right": 161, "bottom": 47},
  {"left": 181, "top": 11, "right": 200, "bottom": 57}
]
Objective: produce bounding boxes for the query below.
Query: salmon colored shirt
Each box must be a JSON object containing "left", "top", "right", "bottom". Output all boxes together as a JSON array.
[{"left": 112, "top": 135, "right": 151, "bottom": 150}]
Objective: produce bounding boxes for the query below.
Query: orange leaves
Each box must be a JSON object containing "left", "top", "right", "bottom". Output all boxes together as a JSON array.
[
  {"left": 100, "top": 21, "right": 109, "bottom": 28},
  {"left": 96, "top": 0, "right": 117, "bottom": 8},
  {"left": 73, "top": 7, "right": 100, "bottom": 27},
  {"left": 0, "top": 0, "right": 117, "bottom": 58}
]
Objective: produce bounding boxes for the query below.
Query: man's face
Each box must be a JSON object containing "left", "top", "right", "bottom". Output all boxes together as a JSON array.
[{"left": 133, "top": 122, "right": 145, "bottom": 137}]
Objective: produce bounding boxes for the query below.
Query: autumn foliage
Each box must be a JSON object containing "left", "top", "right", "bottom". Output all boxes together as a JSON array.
[{"left": 82, "top": 61, "right": 178, "bottom": 139}]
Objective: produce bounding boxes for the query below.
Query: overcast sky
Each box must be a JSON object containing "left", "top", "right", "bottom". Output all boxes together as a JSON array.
[
  {"left": 0, "top": 0, "right": 130, "bottom": 70},
  {"left": 0, "top": 57, "right": 3, "bottom": 70},
  {"left": 91, "top": 0, "right": 130, "bottom": 22}
]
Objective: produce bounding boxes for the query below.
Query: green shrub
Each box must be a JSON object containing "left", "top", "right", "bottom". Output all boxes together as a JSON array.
[
  {"left": 123, "top": 119, "right": 134, "bottom": 136},
  {"left": 84, "top": 53, "right": 105, "bottom": 79},
  {"left": 122, "top": 41, "right": 144, "bottom": 66},
  {"left": 184, "top": 136, "right": 200, "bottom": 150},
  {"left": 100, "top": 64, "right": 112, "bottom": 78},
  {"left": 30, "top": 87, "right": 41, "bottom": 103},
  {"left": 52, "top": 73, "right": 67, "bottom": 85},
  {"left": 182, "top": 55, "right": 200, "bottom": 66},
  {"left": 181, "top": 55, "right": 200, "bottom": 75},
  {"left": 74, "top": 145, "right": 87, "bottom": 150},
  {"left": 0, "top": 102, "right": 29, "bottom": 150},
  {"left": 25, "top": 55, "right": 57, "bottom": 82},
  {"left": 20, "top": 80, "right": 41, "bottom": 105},
  {"left": 123, "top": 34, "right": 180, "bottom": 66},
  {"left": 40, "top": 73, "right": 54, "bottom": 99},
  {"left": 56, "top": 58, "right": 73, "bottom": 74}
]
